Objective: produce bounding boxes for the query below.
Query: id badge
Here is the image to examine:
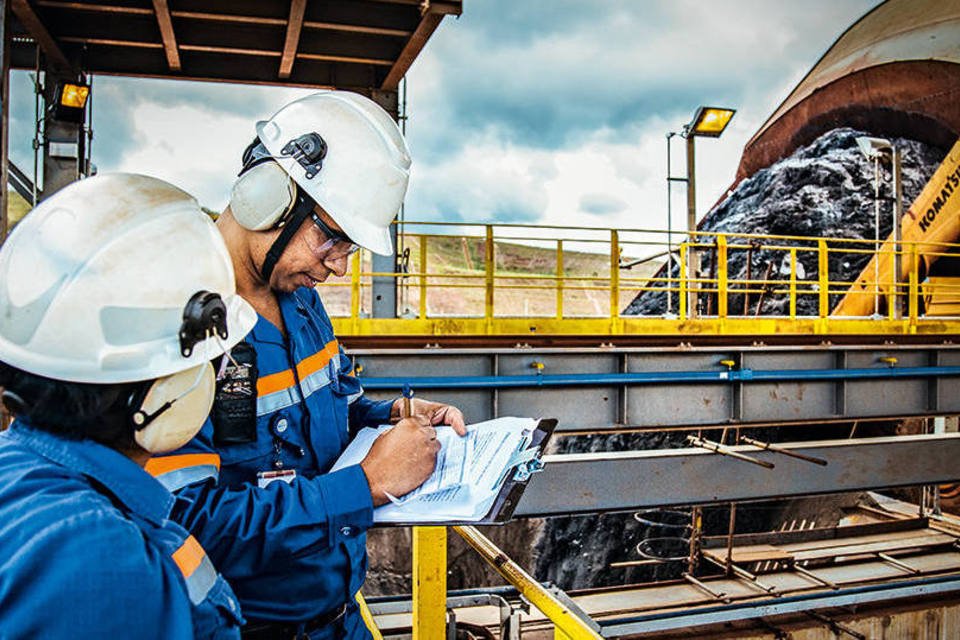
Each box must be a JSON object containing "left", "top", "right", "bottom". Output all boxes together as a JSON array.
[{"left": 257, "top": 469, "right": 297, "bottom": 488}]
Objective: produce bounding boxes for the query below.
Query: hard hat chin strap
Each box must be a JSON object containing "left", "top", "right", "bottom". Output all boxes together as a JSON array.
[{"left": 259, "top": 189, "right": 315, "bottom": 283}]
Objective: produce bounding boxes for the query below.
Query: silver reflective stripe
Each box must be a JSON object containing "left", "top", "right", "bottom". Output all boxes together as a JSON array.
[
  {"left": 154, "top": 464, "right": 219, "bottom": 492},
  {"left": 256, "top": 360, "right": 344, "bottom": 416},
  {"left": 257, "top": 386, "right": 299, "bottom": 416},
  {"left": 184, "top": 554, "right": 218, "bottom": 605},
  {"left": 347, "top": 389, "right": 364, "bottom": 404},
  {"left": 299, "top": 365, "right": 334, "bottom": 398}
]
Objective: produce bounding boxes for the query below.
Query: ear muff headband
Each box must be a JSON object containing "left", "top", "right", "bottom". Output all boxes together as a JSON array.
[{"left": 259, "top": 189, "right": 316, "bottom": 283}]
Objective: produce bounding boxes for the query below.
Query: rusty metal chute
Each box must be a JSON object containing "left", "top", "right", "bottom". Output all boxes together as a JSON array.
[{"left": 736, "top": 0, "right": 960, "bottom": 185}]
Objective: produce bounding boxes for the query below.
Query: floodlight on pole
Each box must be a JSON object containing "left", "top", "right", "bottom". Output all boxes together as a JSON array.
[
  {"left": 53, "top": 81, "right": 90, "bottom": 124},
  {"left": 856, "top": 136, "right": 903, "bottom": 319},
  {"left": 680, "top": 105, "right": 735, "bottom": 317}
]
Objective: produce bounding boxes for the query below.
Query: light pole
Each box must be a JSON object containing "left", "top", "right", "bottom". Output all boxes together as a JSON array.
[
  {"left": 680, "top": 106, "right": 735, "bottom": 317},
  {"left": 856, "top": 136, "right": 903, "bottom": 319}
]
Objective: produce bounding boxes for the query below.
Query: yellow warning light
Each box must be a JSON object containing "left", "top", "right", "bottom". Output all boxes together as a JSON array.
[
  {"left": 688, "top": 106, "right": 735, "bottom": 138},
  {"left": 59, "top": 83, "right": 90, "bottom": 109}
]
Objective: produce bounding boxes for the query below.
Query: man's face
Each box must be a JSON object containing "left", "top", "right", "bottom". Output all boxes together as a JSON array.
[{"left": 267, "top": 208, "right": 355, "bottom": 293}]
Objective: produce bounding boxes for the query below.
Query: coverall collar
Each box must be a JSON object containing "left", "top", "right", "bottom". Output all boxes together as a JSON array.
[
  {"left": 5, "top": 421, "right": 175, "bottom": 526},
  {"left": 249, "top": 288, "right": 310, "bottom": 346}
]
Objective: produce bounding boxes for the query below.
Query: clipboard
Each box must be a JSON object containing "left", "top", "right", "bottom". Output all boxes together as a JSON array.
[{"left": 378, "top": 418, "right": 557, "bottom": 527}]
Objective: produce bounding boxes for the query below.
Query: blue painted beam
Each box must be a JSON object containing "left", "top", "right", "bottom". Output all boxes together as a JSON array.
[{"left": 357, "top": 365, "right": 960, "bottom": 390}]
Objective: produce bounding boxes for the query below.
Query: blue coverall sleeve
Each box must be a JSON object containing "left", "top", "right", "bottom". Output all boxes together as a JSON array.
[
  {"left": 8, "top": 511, "right": 195, "bottom": 639},
  {"left": 338, "top": 346, "right": 395, "bottom": 429},
  {"left": 168, "top": 422, "right": 375, "bottom": 581}
]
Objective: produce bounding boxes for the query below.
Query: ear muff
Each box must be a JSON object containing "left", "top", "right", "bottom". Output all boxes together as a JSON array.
[
  {"left": 131, "top": 363, "right": 216, "bottom": 454},
  {"left": 229, "top": 160, "right": 297, "bottom": 231}
]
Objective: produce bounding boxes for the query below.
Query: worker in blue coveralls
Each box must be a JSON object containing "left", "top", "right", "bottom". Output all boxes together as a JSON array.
[
  {"left": 147, "top": 91, "right": 467, "bottom": 640},
  {"left": 0, "top": 174, "right": 258, "bottom": 638}
]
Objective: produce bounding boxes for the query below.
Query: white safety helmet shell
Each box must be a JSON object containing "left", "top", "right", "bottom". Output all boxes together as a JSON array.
[
  {"left": 0, "top": 173, "right": 257, "bottom": 384},
  {"left": 255, "top": 91, "right": 411, "bottom": 256}
]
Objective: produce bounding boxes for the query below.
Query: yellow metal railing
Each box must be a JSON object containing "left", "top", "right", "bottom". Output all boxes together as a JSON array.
[{"left": 318, "top": 222, "right": 960, "bottom": 336}]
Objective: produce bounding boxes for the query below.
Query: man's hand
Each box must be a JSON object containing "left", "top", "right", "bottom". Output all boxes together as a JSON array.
[
  {"left": 360, "top": 416, "right": 439, "bottom": 506},
  {"left": 391, "top": 397, "right": 467, "bottom": 436}
]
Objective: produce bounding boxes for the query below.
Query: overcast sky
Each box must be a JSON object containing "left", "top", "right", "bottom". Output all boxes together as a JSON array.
[{"left": 7, "top": 0, "right": 881, "bottom": 233}]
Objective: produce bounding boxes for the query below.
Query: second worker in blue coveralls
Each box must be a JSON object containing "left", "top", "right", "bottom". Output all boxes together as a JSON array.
[{"left": 149, "top": 91, "right": 466, "bottom": 639}]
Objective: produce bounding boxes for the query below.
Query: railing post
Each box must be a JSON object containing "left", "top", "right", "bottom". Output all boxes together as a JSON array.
[
  {"left": 909, "top": 242, "right": 919, "bottom": 324},
  {"left": 419, "top": 235, "right": 428, "bottom": 319},
  {"left": 351, "top": 250, "right": 362, "bottom": 330},
  {"left": 556, "top": 239, "right": 564, "bottom": 320},
  {"left": 610, "top": 230, "right": 620, "bottom": 319},
  {"left": 412, "top": 526, "right": 447, "bottom": 640},
  {"left": 716, "top": 234, "right": 727, "bottom": 318},
  {"left": 789, "top": 247, "right": 797, "bottom": 319},
  {"left": 679, "top": 243, "right": 688, "bottom": 320},
  {"left": 818, "top": 240, "right": 829, "bottom": 318},
  {"left": 485, "top": 226, "right": 494, "bottom": 321}
]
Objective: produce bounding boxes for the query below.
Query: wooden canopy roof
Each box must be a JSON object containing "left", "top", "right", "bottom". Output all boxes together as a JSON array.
[{"left": 8, "top": 0, "right": 461, "bottom": 94}]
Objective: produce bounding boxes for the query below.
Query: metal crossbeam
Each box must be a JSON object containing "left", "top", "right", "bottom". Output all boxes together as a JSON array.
[
  {"left": 353, "top": 345, "right": 960, "bottom": 430},
  {"left": 514, "top": 435, "right": 960, "bottom": 517}
]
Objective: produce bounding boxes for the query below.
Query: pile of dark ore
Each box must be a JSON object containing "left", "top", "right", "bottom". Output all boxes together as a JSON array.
[{"left": 533, "top": 128, "right": 947, "bottom": 591}]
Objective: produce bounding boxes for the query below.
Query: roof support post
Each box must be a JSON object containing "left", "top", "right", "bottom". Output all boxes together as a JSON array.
[{"left": 0, "top": 0, "right": 10, "bottom": 242}]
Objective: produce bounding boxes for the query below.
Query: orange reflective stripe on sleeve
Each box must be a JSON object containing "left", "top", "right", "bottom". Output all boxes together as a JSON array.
[
  {"left": 172, "top": 535, "right": 220, "bottom": 604},
  {"left": 145, "top": 453, "right": 221, "bottom": 477},
  {"left": 172, "top": 535, "right": 205, "bottom": 579},
  {"left": 145, "top": 454, "right": 221, "bottom": 492}
]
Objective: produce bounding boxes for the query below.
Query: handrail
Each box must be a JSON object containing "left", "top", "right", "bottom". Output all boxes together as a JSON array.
[{"left": 317, "top": 222, "right": 960, "bottom": 335}]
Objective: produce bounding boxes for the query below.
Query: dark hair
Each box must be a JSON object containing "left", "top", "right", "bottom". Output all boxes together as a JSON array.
[{"left": 0, "top": 361, "right": 143, "bottom": 450}]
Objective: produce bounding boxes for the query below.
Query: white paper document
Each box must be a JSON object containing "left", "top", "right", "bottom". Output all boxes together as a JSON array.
[{"left": 330, "top": 416, "right": 540, "bottom": 523}]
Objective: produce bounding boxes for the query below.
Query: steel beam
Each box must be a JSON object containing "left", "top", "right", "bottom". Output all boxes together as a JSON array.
[
  {"left": 353, "top": 345, "right": 960, "bottom": 430},
  {"left": 514, "top": 434, "right": 960, "bottom": 517}
]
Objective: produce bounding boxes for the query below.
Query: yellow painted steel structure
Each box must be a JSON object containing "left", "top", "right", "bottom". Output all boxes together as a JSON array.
[
  {"left": 834, "top": 138, "right": 960, "bottom": 316},
  {"left": 412, "top": 527, "right": 447, "bottom": 640},
  {"left": 452, "top": 526, "right": 602, "bottom": 640},
  {"left": 323, "top": 223, "right": 960, "bottom": 337}
]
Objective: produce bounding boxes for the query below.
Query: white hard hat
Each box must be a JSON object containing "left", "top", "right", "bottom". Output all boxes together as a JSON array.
[
  {"left": 255, "top": 91, "right": 411, "bottom": 255},
  {"left": 0, "top": 173, "right": 257, "bottom": 384}
]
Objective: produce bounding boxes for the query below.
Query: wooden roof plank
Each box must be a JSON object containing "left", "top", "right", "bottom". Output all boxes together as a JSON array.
[
  {"left": 10, "top": 0, "right": 72, "bottom": 72},
  {"left": 380, "top": 10, "right": 439, "bottom": 90},
  {"left": 279, "top": 0, "right": 306, "bottom": 79},
  {"left": 152, "top": 0, "right": 181, "bottom": 71}
]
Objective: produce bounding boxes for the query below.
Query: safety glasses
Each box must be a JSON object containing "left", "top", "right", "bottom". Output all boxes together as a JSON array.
[{"left": 310, "top": 211, "right": 360, "bottom": 258}]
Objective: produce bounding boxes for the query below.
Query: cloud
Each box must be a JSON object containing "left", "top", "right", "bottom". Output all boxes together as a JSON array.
[
  {"left": 580, "top": 193, "right": 627, "bottom": 216},
  {"left": 5, "top": 0, "right": 882, "bottom": 238}
]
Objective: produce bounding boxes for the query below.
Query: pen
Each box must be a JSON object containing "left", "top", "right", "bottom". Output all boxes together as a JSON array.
[{"left": 401, "top": 383, "right": 414, "bottom": 419}]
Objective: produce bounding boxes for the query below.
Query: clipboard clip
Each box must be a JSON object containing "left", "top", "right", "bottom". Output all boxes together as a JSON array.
[{"left": 512, "top": 457, "right": 545, "bottom": 483}]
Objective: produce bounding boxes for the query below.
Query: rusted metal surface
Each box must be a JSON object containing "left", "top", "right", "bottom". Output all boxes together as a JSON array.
[{"left": 736, "top": 0, "right": 960, "bottom": 183}]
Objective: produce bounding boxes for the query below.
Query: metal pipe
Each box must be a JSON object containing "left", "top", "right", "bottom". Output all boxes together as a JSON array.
[
  {"left": 793, "top": 564, "right": 838, "bottom": 590},
  {"left": 877, "top": 552, "right": 920, "bottom": 575},
  {"left": 703, "top": 555, "right": 778, "bottom": 594},
  {"left": 357, "top": 364, "right": 960, "bottom": 390},
  {"left": 739, "top": 436, "right": 829, "bottom": 466},
  {"left": 687, "top": 435, "right": 775, "bottom": 469},
  {"left": 452, "top": 526, "right": 602, "bottom": 640},
  {"left": 682, "top": 572, "right": 730, "bottom": 602}
]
